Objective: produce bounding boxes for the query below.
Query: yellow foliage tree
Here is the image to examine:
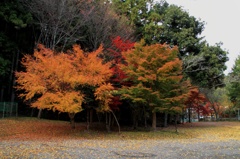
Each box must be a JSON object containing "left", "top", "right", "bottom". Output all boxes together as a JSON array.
[{"left": 16, "top": 44, "right": 113, "bottom": 128}]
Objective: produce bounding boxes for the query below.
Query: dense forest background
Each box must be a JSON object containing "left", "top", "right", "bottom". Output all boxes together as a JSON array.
[{"left": 0, "top": 0, "right": 239, "bottom": 130}]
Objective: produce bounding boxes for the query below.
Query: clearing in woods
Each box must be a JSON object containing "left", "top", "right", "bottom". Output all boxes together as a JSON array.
[{"left": 0, "top": 117, "right": 239, "bottom": 158}]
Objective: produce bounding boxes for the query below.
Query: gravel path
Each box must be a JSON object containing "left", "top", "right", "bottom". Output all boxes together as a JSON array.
[{"left": 0, "top": 138, "right": 239, "bottom": 159}]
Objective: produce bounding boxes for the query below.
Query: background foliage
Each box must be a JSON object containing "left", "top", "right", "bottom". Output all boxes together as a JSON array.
[{"left": 0, "top": 0, "right": 236, "bottom": 129}]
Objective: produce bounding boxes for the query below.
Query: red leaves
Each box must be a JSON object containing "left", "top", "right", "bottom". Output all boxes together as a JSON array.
[
  {"left": 111, "top": 36, "right": 135, "bottom": 52},
  {"left": 106, "top": 36, "right": 135, "bottom": 110},
  {"left": 108, "top": 36, "right": 135, "bottom": 85},
  {"left": 185, "top": 87, "right": 211, "bottom": 115}
]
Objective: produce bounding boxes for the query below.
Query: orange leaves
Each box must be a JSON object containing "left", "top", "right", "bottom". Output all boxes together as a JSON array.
[
  {"left": 94, "top": 83, "right": 114, "bottom": 112},
  {"left": 119, "top": 41, "right": 188, "bottom": 113},
  {"left": 16, "top": 44, "right": 113, "bottom": 114},
  {"left": 186, "top": 87, "right": 206, "bottom": 105},
  {"left": 15, "top": 72, "right": 47, "bottom": 100},
  {"left": 157, "top": 58, "right": 182, "bottom": 75},
  {"left": 120, "top": 41, "right": 183, "bottom": 85},
  {"left": 71, "top": 45, "right": 113, "bottom": 86}
]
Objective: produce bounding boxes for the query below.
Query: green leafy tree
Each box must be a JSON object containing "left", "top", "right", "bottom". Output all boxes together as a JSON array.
[
  {"left": 0, "top": 0, "right": 33, "bottom": 102},
  {"left": 119, "top": 41, "right": 188, "bottom": 130},
  {"left": 188, "top": 43, "right": 228, "bottom": 88},
  {"left": 227, "top": 56, "right": 240, "bottom": 110},
  {"left": 111, "top": 0, "right": 153, "bottom": 39},
  {"left": 146, "top": 3, "right": 204, "bottom": 55},
  {"left": 112, "top": 1, "right": 228, "bottom": 90}
]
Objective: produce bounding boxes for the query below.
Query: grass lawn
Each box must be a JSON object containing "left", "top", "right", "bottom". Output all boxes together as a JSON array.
[{"left": 0, "top": 117, "right": 239, "bottom": 141}]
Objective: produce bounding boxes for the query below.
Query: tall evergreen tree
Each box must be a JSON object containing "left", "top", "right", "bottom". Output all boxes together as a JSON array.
[{"left": 0, "top": 0, "right": 33, "bottom": 102}]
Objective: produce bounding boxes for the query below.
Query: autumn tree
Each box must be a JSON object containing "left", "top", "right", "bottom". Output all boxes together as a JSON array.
[
  {"left": 16, "top": 44, "right": 113, "bottom": 128},
  {"left": 112, "top": 1, "right": 228, "bottom": 90},
  {"left": 107, "top": 36, "right": 135, "bottom": 86},
  {"left": 147, "top": 3, "right": 228, "bottom": 89},
  {"left": 200, "top": 87, "right": 227, "bottom": 120},
  {"left": 119, "top": 41, "right": 189, "bottom": 130},
  {"left": 101, "top": 36, "right": 135, "bottom": 130},
  {"left": 185, "top": 87, "right": 206, "bottom": 122}
]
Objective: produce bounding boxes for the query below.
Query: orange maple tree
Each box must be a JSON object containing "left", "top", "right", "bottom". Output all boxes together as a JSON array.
[{"left": 16, "top": 44, "right": 113, "bottom": 128}]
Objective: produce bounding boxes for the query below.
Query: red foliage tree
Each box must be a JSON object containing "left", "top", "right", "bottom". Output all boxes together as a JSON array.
[
  {"left": 107, "top": 36, "right": 135, "bottom": 110},
  {"left": 185, "top": 87, "right": 208, "bottom": 122}
]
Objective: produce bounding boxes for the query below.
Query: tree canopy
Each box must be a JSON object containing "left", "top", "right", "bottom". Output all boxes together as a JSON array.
[
  {"left": 119, "top": 41, "right": 189, "bottom": 129},
  {"left": 0, "top": 0, "right": 232, "bottom": 129},
  {"left": 227, "top": 56, "right": 240, "bottom": 109},
  {"left": 16, "top": 44, "right": 114, "bottom": 125}
]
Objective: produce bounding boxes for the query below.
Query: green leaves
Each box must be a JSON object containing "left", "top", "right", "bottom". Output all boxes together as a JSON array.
[
  {"left": 227, "top": 56, "right": 240, "bottom": 108},
  {"left": 0, "top": 1, "right": 32, "bottom": 29},
  {"left": 188, "top": 43, "right": 228, "bottom": 88},
  {"left": 0, "top": 57, "right": 10, "bottom": 77},
  {"left": 119, "top": 41, "right": 187, "bottom": 114}
]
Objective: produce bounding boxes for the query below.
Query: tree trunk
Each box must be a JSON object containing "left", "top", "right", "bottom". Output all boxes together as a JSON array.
[
  {"left": 132, "top": 109, "right": 137, "bottom": 129},
  {"left": 1, "top": 87, "right": 4, "bottom": 102},
  {"left": 68, "top": 113, "right": 75, "bottom": 129},
  {"left": 212, "top": 104, "right": 219, "bottom": 121},
  {"left": 188, "top": 107, "right": 191, "bottom": 123},
  {"left": 152, "top": 112, "right": 156, "bottom": 131},
  {"left": 10, "top": 49, "right": 19, "bottom": 103},
  {"left": 106, "top": 113, "right": 110, "bottom": 132},
  {"left": 175, "top": 114, "right": 178, "bottom": 133},
  {"left": 90, "top": 109, "right": 93, "bottom": 124},
  {"left": 215, "top": 113, "right": 219, "bottom": 121},
  {"left": 8, "top": 51, "right": 15, "bottom": 100},
  {"left": 110, "top": 110, "right": 121, "bottom": 133},
  {"left": 86, "top": 109, "right": 90, "bottom": 130},
  {"left": 109, "top": 112, "right": 111, "bottom": 128},
  {"left": 31, "top": 108, "right": 35, "bottom": 117},
  {"left": 164, "top": 112, "right": 168, "bottom": 127},
  {"left": 37, "top": 108, "right": 42, "bottom": 119},
  {"left": 197, "top": 107, "right": 200, "bottom": 121},
  {"left": 143, "top": 105, "right": 147, "bottom": 128},
  {"left": 97, "top": 112, "right": 103, "bottom": 123},
  {"left": 182, "top": 108, "right": 185, "bottom": 124}
]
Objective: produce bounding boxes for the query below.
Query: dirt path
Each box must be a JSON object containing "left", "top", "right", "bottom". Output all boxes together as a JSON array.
[
  {"left": 0, "top": 120, "right": 239, "bottom": 158},
  {"left": 0, "top": 138, "right": 239, "bottom": 158}
]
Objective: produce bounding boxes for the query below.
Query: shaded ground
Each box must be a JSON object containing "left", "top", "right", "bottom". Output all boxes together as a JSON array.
[{"left": 0, "top": 118, "right": 239, "bottom": 158}]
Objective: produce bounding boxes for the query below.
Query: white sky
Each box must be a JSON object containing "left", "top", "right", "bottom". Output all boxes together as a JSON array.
[{"left": 163, "top": 0, "right": 240, "bottom": 74}]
